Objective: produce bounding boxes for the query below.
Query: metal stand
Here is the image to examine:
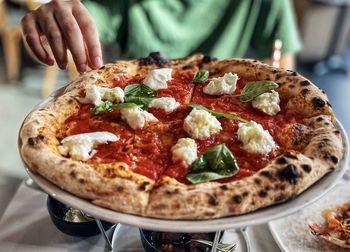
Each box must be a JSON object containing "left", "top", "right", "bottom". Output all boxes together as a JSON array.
[
  {"left": 211, "top": 230, "right": 222, "bottom": 252},
  {"left": 95, "top": 218, "right": 113, "bottom": 251}
]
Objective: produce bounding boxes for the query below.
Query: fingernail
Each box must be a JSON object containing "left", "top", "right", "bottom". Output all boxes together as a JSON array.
[
  {"left": 78, "top": 63, "right": 86, "bottom": 72},
  {"left": 93, "top": 57, "right": 102, "bottom": 68},
  {"left": 59, "top": 63, "right": 67, "bottom": 70}
]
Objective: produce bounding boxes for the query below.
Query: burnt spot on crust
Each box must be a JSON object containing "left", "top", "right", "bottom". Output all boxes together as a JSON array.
[
  {"left": 260, "top": 170, "right": 273, "bottom": 179},
  {"left": 275, "top": 193, "right": 287, "bottom": 202},
  {"left": 301, "top": 88, "right": 310, "bottom": 96},
  {"left": 242, "top": 191, "right": 249, "bottom": 197},
  {"left": 288, "top": 84, "right": 295, "bottom": 89},
  {"left": 254, "top": 178, "right": 262, "bottom": 185},
  {"left": 140, "top": 52, "right": 168, "bottom": 67},
  {"left": 330, "top": 155, "right": 339, "bottom": 164},
  {"left": 69, "top": 170, "right": 77, "bottom": 179},
  {"left": 312, "top": 97, "right": 326, "bottom": 108},
  {"left": 334, "top": 130, "right": 340, "bottom": 135},
  {"left": 27, "top": 134, "right": 45, "bottom": 146},
  {"left": 232, "top": 195, "right": 242, "bottom": 204},
  {"left": 284, "top": 152, "right": 298, "bottom": 160},
  {"left": 316, "top": 117, "right": 324, "bottom": 122},
  {"left": 116, "top": 186, "right": 124, "bottom": 193},
  {"left": 208, "top": 194, "right": 219, "bottom": 206},
  {"left": 138, "top": 181, "right": 150, "bottom": 191},
  {"left": 275, "top": 74, "right": 282, "bottom": 79},
  {"left": 99, "top": 65, "right": 106, "bottom": 70},
  {"left": 258, "top": 190, "right": 268, "bottom": 198},
  {"left": 301, "top": 164, "right": 312, "bottom": 173},
  {"left": 329, "top": 166, "right": 335, "bottom": 171},
  {"left": 220, "top": 185, "right": 229, "bottom": 190},
  {"left": 78, "top": 178, "right": 85, "bottom": 184},
  {"left": 278, "top": 164, "right": 302, "bottom": 184},
  {"left": 300, "top": 80, "right": 311, "bottom": 86},
  {"left": 276, "top": 157, "right": 288, "bottom": 164},
  {"left": 202, "top": 55, "right": 217, "bottom": 63}
]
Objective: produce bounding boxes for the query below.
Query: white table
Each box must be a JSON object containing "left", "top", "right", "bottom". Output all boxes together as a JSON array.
[{"left": 0, "top": 181, "right": 281, "bottom": 251}]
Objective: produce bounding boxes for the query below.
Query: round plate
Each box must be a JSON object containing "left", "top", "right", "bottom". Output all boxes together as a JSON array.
[
  {"left": 268, "top": 175, "right": 350, "bottom": 252},
  {"left": 19, "top": 88, "right": 350, "bottom": 232}
]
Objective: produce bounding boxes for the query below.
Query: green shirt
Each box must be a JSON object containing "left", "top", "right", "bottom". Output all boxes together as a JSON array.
[{"left": 84, "top": 0, "right": 301, "bottom": 59}]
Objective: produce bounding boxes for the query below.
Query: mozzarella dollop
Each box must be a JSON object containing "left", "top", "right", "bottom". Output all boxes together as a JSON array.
[
  {"left": 143, "top": 68, "right": 172, "bottom": 90},
  {"left": 184, "top": 108, "right": 222, "bottom": 140},
  {"left": 58, "top": 132, "right": 119, "bottom": 161},
  {"left": 237, "top": 121, "right": 277, "bottom": 154},
  {"left": 252, "top": 90, "right": 280, "bottom": 116},
  {"left": 148, "top": 97, "right": 180, "bottom": 112},
  {"left": 79, "top": 85, "right": 124, "bottom": 106},
  {"left": 120, "top": 107, "right": 158, "bottom": 130},
  {"left": 203, "top": 72, "right": 238, "bottom": 95},
  {"left": 171, "top": 138, "right": 198, "bottom": 167}
]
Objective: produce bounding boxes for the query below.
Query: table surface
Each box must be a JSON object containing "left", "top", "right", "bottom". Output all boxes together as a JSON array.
[{"left": 0, "top": 181, "right": 282, "bottom": 252}]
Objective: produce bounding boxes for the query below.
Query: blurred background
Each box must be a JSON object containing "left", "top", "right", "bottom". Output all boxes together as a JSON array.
[{"left": 0, "top": 0, "right": 349, "bottom": 215}]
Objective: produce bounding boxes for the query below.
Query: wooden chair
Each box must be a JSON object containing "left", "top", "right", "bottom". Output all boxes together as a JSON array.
[{"left": 0, "top": 0, "right": 22, "bottom": 82}]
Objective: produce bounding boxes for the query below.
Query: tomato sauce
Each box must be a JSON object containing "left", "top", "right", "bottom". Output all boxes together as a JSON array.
[{"left": 62, "top": 71, "right": 299, "bottom": 184}]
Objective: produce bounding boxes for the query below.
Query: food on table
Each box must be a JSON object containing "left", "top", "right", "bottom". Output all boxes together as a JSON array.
[
  {"left": 309, "top": 200, "right": 350, "bottom": 248},
  {"left": 19, "top": 53, "right": 344, "bottom": 219},
  {"left": 64, "top": 208, "right": 94, "bottom": 223}
]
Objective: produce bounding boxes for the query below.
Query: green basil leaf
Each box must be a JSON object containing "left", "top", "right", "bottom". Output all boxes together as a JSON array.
[
  {"left": 92, "top": 101, "right": 139, "bottom": 115},
  {"left": 193, "top": 70, "right": 209, "bottom": 83},
  {"left": 124, "top": 84, "right": 156, "bottom": 109},
  {"left": 188, "top": 103, "right": 248, "bottom": 123},
  {"left": 187, "top": 144, "right": 239, "bottom": 184},
  {"left": 239, "top": 81, "right": 279, "bottom": 102}
]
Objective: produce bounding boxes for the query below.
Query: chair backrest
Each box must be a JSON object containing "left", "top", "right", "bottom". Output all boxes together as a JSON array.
[{"left": 0, "top": 0, "right": 8, "bottom": 28}]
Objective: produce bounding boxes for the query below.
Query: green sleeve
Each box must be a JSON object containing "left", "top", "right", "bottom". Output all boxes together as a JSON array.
[
  {"left": 250, "top": 0, "right": 302, "bottom": 59},
  {"left": 83, "top": 0, "right": 123, "bottom": 44}
]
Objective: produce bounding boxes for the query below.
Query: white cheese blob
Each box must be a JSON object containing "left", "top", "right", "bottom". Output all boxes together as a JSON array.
[
  {"left": 148, "top": 97, "right": 180, "bottom": 112},
  {"left": 203, "top": 72, "right": 238, "bottom": 95},
  {"left": 143, "top": 68, "right": 172, "bottom": 90},
  {"left": 79, "top": 85, "right": 124, "bottom": 106},
  {"left": 120, "top": 107, "right": 158, "bottom": 130},
  {"left": 171, "top": 138, "right": 198, "bottom": 167},
  {"left": 58, "top": 132, "right": 119, "bottom": 161},
  {"left": 251, "top": 90, "right": 280, "bottom": 116},
  {"left": 237, "top": 121, "right": 277, "bottom": 154},
  {"left": 184, "top": 108, "right": 222, "bottom": 140}
]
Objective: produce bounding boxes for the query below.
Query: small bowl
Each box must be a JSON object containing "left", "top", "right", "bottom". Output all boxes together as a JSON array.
[
  {"left": 47, "top": 196, "right": 115, "bottom": 237},
  {"left": 139, "top": 229, "right": 223, "bottom": 252}
]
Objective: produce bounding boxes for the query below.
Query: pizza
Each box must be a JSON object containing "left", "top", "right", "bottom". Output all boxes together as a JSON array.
[
  {"left": 19, "top": 53, "right": 345, "bottom": 219},
  {"left": 309, "top": 200, "right": 350, "bottom": 248}
]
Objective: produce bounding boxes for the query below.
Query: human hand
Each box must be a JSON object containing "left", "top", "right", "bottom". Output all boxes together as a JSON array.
[{"left": 21, "top": 0, "right": 102, "bottom": 72}]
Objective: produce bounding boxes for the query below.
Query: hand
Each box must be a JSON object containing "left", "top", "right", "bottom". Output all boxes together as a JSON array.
[{"left": 21, "top": 0, "right": 102, "bottom": 72}]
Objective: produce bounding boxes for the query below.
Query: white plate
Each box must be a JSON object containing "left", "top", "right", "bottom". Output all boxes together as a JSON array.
[
  {"left": 111, "top": 224, "right": 247, "bottom": 252},
  {"left": 268, "top": 176, "right": 350, "bottom": 252},
  {"left": 19, "top": 89, "right": 350, "bottom": 232}
]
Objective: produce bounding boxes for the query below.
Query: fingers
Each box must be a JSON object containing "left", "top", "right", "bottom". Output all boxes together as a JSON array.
[
  {"left": 21, "top": 13, "right": 54, "bottom": 66},
  {"left": 52, "top": 1, "right": 88, "bottom": 72},
  {"left": 73, "top": 2, "right": 102, "bottom": 69},
  {"left": 36, "top": 13, "right": 68, "bottom": 69}
]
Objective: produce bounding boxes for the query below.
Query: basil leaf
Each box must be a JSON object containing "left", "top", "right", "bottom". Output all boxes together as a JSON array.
[
  {"left": 188, "top": 103, "right": 248, "bottom": 123},
  {"left": 92, "top": 101, "right": 139, "bottom": 115},
  {"left": 239, "top": 81, "right": 279, "bottom": 102},
  {"left": 187, "top": 144, "right": 239, "bottom": 184},
  {"left": 193, "top": 70, "right": 209, "bottom": 83},
  {"left": 124, "top": 84, "right": 156, "bottom": 109}
]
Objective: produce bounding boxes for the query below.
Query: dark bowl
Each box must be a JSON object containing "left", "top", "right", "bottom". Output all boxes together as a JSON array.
[
  {"left": 139, "top": 229, "right": 223, "bottom": 252},
  {"left": 47, "top": 196, "right": 115, "bottom": 237}
]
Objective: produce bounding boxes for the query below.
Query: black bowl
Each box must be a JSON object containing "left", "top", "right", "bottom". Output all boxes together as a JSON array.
[
  {"left": 47, "top": 196, "right": 115, "bottom": 237},
  {"left": 140, "top": 229, "right": 223, "bottom": 252}
]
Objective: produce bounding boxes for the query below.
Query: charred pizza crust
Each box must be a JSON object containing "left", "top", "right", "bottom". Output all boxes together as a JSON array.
[{"left": 19, "top": 54, "right": 344, "bottom": 219}]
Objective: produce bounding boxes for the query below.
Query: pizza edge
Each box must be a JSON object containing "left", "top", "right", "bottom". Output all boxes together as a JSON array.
[{"left": 19, "top": 54, "right": 344, "bottom": 219}]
